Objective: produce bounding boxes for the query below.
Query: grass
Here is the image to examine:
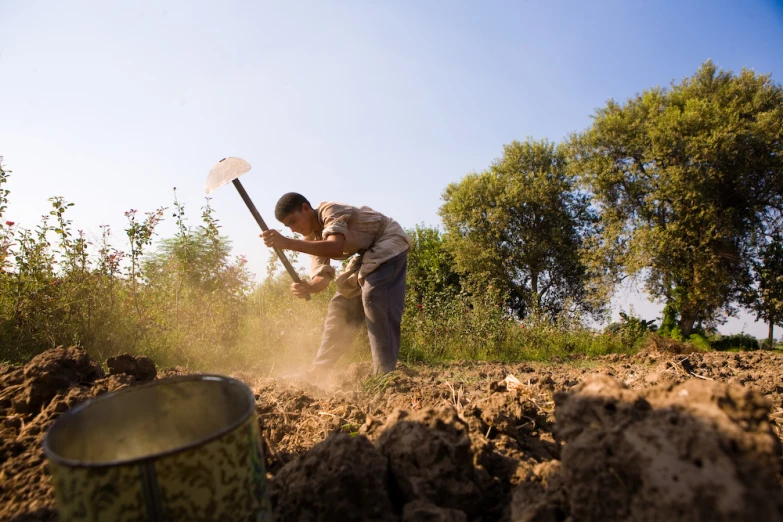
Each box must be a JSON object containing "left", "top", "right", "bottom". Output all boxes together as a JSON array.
[{"left": 360, "top": 372, "right": 401, "bottom": 394}]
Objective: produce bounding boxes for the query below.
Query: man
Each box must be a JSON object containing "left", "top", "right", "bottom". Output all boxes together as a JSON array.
[{"left": 261, "top": 193, "right": 410, "bottom": 377}]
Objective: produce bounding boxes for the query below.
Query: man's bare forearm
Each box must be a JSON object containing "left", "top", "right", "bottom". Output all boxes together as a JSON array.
[
  {"left": 284, "top": 235, "right": 345, "bottom": 259},
  {"left": 307, "top": 276, "right": 331, "bottom": 294}
]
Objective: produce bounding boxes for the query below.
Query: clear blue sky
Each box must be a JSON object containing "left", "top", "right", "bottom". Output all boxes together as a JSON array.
[{"left": 2, "top": 0, "right": 782, "bottom": 337}]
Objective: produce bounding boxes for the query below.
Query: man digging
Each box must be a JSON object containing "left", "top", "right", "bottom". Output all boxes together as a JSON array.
[{"left": 261, "top": 193, "right": 411, "bottom": 380}]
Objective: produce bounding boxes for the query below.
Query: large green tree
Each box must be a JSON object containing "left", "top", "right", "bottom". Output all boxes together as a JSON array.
[
  {"left": 743, "top": 230, "right": 783, "bottom": 346},
  {"left": 571, "top": 61, "right": 783, "bottom": 336},
  {"left": 440, "top": 138, "right": 597, "bottom": 319}
]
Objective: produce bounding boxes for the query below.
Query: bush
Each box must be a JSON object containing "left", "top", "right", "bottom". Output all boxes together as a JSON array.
[
  {"left": 0, "top": 163, "right": 254, "bottom": 368},
  {"left": 603, "top": 310, "right": 657, "bottom": 348},
  {"left": 688, "top": 333, "right": 711, "bottom": 351},
  {"left": 401, "top": 289, "right": 630, "bottom": 363},
  {"left": 709, "top": 333, "right": 760, "bottom": 352}
]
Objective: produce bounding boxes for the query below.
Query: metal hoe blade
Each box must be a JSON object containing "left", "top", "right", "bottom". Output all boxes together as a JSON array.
[{"left": 205, "top": 157, "right": 251, "bottom": 195}]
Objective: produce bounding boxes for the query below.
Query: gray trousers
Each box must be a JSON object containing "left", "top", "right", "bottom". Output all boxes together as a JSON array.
[{"left": 312, "top": 252, "right": 407, "bottom": 374}]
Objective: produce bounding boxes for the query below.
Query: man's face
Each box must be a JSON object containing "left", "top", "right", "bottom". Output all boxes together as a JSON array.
[{"left": 282, "top": 207, "right": 312, "bottom": 236}]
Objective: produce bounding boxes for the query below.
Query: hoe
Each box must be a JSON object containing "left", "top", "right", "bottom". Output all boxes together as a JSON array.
[{"left": 205, "top": 157, "right": 310, "bottom": 300}]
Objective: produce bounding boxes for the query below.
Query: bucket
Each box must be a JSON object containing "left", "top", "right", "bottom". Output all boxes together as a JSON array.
[{"left": 43, "top": 374, "right": 271, "bottom": 521}]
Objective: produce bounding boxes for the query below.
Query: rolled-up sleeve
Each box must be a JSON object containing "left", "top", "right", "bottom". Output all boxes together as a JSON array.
[
  {"left": 321, "top": 203, "right": 351, "bottom": 239},
  {"left": 310, "top": 255, "right": 335, "bottom": 281}
]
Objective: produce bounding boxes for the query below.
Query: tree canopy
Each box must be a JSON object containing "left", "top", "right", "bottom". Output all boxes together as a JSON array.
[
  {"left": 404, "top": 224, "right": 461, "bottom": 306},
  {"left": 439, "top": 138, "right": 597, "bottom": 319},
  {"left": 570, "top": 61, "right": 783, "bottom": 336}
]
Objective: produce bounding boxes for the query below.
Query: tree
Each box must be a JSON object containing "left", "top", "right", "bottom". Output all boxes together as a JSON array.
[
  {"left": 439, "top": 138, "right": 597, "bottom": 319},
  {"left": 571, "top": 61, "right": 783, "bottom": 336},
  {"left": 743, "top": 231, "right": 783, "bottom": 347},
  {"left": 404, "top": 224, "right": 462, "bottom": 306}
]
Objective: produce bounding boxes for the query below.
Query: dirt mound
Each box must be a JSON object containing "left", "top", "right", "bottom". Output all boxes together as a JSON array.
[
  {"left": 0, "top": 347, "right": 145, "bottom": 521},
  {"left": 270, "top": 432, "right": 396, "bottom": 522},
  {"left": 642, "top": 333, "right": 699, "bottom": 355},
  {"left": 377, "top": 407, "right": 482, "bottom": 519},
  {"left": 513, "top": 375, "right": 783, "bottom": 522},
  {"left": 106, "top": 353, "right": 157, "bottom": 381},
  {"left": 9, "top": 346, "right": 104, "bottom": 415}
]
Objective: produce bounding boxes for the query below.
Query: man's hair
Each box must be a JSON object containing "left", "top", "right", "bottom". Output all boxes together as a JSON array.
[{"left": 275, "top": 192, "right": 311, "bottom": 221}]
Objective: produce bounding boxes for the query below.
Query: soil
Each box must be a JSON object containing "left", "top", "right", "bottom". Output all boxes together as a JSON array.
[{"left": 3, "top": 342, "right": 783, "bottom": 521}]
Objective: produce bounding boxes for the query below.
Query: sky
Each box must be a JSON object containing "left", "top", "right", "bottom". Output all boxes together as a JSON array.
[{"left": 2, "top": 0, "right": 783, "bottom": 338}]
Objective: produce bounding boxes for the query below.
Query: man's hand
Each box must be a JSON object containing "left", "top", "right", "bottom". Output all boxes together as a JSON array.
[
  {"left": 261, "top": 230, "right": 289, "bottom": 250},
  {"left": 291, "top": 281, "right": 311, "bottom": 299}
]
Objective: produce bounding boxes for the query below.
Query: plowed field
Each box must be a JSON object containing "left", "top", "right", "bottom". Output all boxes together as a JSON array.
[{"left": 3, "top": 343, "right": 783, "bottom": 521}]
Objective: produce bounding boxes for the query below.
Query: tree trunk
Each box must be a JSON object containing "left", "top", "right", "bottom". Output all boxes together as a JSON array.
[
  {"left": 769, "top": 323, "right": 775, "bottom": 348},
  {"left": 678, "top": 311, "right": 697, "bottom": 338}
]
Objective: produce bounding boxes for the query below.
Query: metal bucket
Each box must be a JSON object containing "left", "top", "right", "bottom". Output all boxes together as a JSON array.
[{"left": 43, "top": 374, "right": 271, "bottom": 522}]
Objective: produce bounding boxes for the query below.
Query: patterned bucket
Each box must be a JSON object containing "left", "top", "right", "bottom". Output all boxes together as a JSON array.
[{"left": 43, "top": 374, "right": 271, "bottom": 522}]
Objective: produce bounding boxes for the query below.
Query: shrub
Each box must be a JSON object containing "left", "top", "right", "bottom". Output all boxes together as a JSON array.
[
  {"left": 688, "top": 334, "right": 711, "bottom": 351},
  {"left": 709, "top": 333, "right": 760, "bottom": 351},
  {"left": 603, "top": 310, "right": 657, "bottom": 348}
]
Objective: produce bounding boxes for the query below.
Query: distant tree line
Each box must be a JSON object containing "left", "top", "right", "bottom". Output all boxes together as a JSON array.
[{"left": 414, "top": 61, "right": 783, "bottom": 345}]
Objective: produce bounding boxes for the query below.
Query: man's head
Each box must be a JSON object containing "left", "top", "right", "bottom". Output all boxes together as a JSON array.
[{"left": 275, "top": 192, "right": 316, "bottom": 236}]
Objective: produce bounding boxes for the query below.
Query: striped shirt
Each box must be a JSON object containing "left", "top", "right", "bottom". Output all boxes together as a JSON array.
[{"left": 306, "top": 202, "right": 411, "bottom": 297}]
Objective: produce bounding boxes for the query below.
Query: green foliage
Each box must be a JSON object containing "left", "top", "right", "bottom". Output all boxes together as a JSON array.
[
  {"left": 709, "top": 333, "right": 760, "bottom": 351},
  {"left": 0, "top": 158, "right": 638, "bottom": 369},
  {"left": 0, "top": 169, "right": 253, "bottom": 367},
  {"left": 604, "top": 310, "right": 657, "bottom": 347},
  {"left": 360, "top": 372, "right": 400, "bottom": 394},
  {"left": 0, "top": 188, "right": 115, "bottom": 360},
  {"left": 405, "top": 224, "right": 461, "bottom": 305},
  {"left": 400, "top": 289, "right": 631, "bottom": 364},
  {"left": 571, "top": 61, "right": 783, "bottom": 336},
  {"left": 688, "top": 333, "right": 711, "bottom": 351},
  {"left": 742, "top": 231, "right": 783, "bottom": 345},
  {"left": 657, "top": 303, "right": 678, "bottom": 338},
  {"left": 128, "top": 192, "right": 254, "bottom": 368},
  {"left": 440, "top": 138, "right": 599, "bottom": 320}
]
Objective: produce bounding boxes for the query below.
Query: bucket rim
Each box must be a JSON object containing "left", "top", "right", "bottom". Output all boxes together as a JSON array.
[{"left": 42, "top": 374, "right": 256, "bottom": 468}]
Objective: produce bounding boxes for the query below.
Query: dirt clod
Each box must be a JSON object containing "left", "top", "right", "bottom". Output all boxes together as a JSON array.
[
  {"left": 377, "top": 407, "right": 483, "bottom": 518},
  {"left": 106, "top": 353, "right": 157, "bottom": 381},
  {"left": 402, "top": 500, "right": 468, "bottom": 522},
  {"left": 513, "top": 375, "right": 783, "bottom": 522},
  {"left": 11, "top": 346, "right": 103, "bottom": 415},
  {"left": 270, "top": 432, "right": 396, "bottom": 522}
]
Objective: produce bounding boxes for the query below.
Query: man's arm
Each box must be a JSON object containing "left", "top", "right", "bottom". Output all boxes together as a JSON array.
[
  {"left": 262, "top": 230, "right": 345, "bottom": 259},
  {"left": 291, "top": 275, "right": 331, "bottom": 298}
]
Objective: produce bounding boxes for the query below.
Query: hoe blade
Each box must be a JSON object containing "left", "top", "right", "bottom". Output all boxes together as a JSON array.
[{"left": 205, "top": 157, "right": 251, "bottom": 194}]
